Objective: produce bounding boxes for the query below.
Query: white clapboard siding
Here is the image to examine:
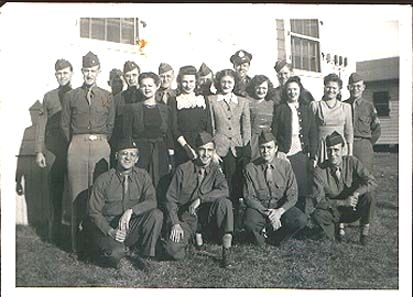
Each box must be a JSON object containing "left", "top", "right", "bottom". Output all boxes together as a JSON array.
[{"left": 376, "top": 101, "right": 399, "bottom": 145}]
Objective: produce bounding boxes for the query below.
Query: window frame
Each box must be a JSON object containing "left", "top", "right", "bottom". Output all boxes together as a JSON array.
[{"left": 373, "top": 91, "right": 391, "bottom": 117}]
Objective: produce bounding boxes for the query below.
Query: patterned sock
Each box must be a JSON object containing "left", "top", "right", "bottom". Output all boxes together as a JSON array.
[
  {"left": 222, "top": 233, "right": 232, "bottom": 249},
  {"left": 339, "top": 223, "right": 345, "bottom": 236},
  {"left": 195, "top": 233, "right": 203, "bottom": 246},
  {"left": 361, "top": 224, "right": 370, "bottom": 236}
]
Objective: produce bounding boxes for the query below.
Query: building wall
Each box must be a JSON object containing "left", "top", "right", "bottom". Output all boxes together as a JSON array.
[{"left": 364, "top": 80, "right": 399, "bottom": 145}]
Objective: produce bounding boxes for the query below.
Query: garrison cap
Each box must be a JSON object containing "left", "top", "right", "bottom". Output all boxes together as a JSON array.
[
  {"left": 159, "top": 62, "right": 173, "bottom": 74},
  {"left": 325, "top": 131, "right": 345, "bottom": 147},
  {"left": 258, "top": 131, "right": 277, "bottom": 145},
  {"left": 198, "top": 63, "right": 213, "bottom": 77},
  {"left": 116, "top": 138, "right": 138, "bottom": 152},
  {"left": 82, "top": 51, "right": 100, "bottom": 67},
  {"left": 348, "top": 72, "right": 364, "bottom": 84},
  {"left": 109, "top": 68, "right": 123, "bottom": 80},
  {"left": 123, "top": 61, "right": 140, "bottom": 74},
  {"left": 178, "top": 65, "right": 197, "bottom": 76},
  {"left": 274, "top": 59, "right": 291, "bottom": 73},
  {"left": 55, "top": 59, "right": 72, "bottom": 71},
  {"left": 195, "top": 131, "right": 214, "bottom": 148},
  {"left": 230, "top": 49, "right": 252, "bottom": 65}
]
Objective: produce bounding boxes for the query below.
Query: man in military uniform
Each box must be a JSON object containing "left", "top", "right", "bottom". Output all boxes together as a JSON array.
[
  {"left": 109, "top": 61, "right": 144, "bottom": 168},
  {"left": 107, "top": 68, "right": 124, "bottom": 97},
  {"left": 196, "top": 62, "right": 215, "bottom": 97},
  {"left": 230, "top": 49, "right": 252, "bottom": 97},
  {"left": 61, "top": 51, "right": 115, "bottom": 253},
  {"left": 163, "top": 132, "right": 234, "bottom": 268},
  {"left": 344, "top": 72, "right": 381, "bottom": 173},
  {"left": 35, "top": 58, "right": 73, "bottom": 243},
  {"left": 243, "top": 131, "right": 307, "bottom": 247},
  {"left": 155, "top": 62, "right": 176, "bottom": 105},
  {"left": 309, "top": 131, "right": 377, "bottom": 245},
  {"left": 272, "top": 60, "right": 314, "bottom": 105},
  {"left": 86, "top": 138, "right": 163, "bottom": 269}
]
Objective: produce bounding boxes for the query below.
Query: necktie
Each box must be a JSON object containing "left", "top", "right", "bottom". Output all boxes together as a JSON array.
[
  {"left": 264, "top": 163, "right": 274, "bottom": 199},
  {"left": 123, "top": 175, "right": 129, "bottom": 197},
  {"left": 86, "top": 86, "right": 93, "bottom": 105},
  {"left": 197, "top": 167, "right": 206, "bottom": 187},
  {"left": 333, "top": 166, "right": 341, "bottom": 182},
  {"left": 161, "top": 90, "right": 168, "bottom": 104}
]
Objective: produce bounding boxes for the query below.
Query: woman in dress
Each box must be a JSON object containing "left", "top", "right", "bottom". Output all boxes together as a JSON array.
[
  {"left": 208, "top": 69, "right": 251, "bottom": 206},
  {"left": 169, "top": 65, "right": 212, "bottom": 166},
  {"left": 272, "top": 76, "right": 318, "bottom": 213},
  {"left": 245, "top": 75, "right": 275, "bottom": 161},
  {"left": 122, "top": 72, "right": 174, "bottom": 190},
  {"left": 310, "top": 73, "right": 353, "bottom": 164}
]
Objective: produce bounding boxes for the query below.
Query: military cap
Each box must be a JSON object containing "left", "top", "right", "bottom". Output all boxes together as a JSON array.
[
  {"left": 274, "top": 59, "right": 292, "bottom": 73},
  {"left": 348, "top": 72, "right": 364, "bottom": 84},
  {"left": 230, "top": 49, "right": 252, "bottom": 65},
  {"left": 109, "top": 68, "right": 123, "bottom": 80},
  {"left": 159, "top": 62, "right": 173, "bottom": 74},
  {"left": 325, "top": 131, "right": 345, "bottom": 147},
  {"left": 258, "top": 131, "right": 277, "bottom": 145},
  {"left": 55, "top": 59, "right": 72, "bottom": 71},
  {"left": 123, "top": 61, "right": 140, "bottom": 74},
  {"left": 198, "top": 63, "right": 213, "bottom": 77},
  {"left": 195, "top": 131, "right": 214, "bottom": 147},
  {"left": 116, "top": 137, "right": 138, "bottom": 152},
  {"left": 82, "top": 51, "right": 100, "bottom": 67},
  {"left": 178, "top": 65, "right": 197, "bottom": 76}
]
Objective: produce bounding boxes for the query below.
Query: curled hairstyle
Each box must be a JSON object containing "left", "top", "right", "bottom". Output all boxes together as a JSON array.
[
  {"left": 323, "top": 73, "right": 343, "bottom": 89},
  {"left": 214, "top": 69, "right": 239, "bottom": 94},
  {"left": 176, "top": 65, "right": 198, "bottom": 95},
  {"left": 139, "top": 72, "right": 161, "bottom": 87},
  {"left": 246, "top": 75, "right": 274, "bottom": 100},
  {"left": 281, "top": 76, "right": 305, "bottom": 103}
]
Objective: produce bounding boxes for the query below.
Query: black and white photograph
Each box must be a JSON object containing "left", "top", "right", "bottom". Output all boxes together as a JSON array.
[{"left": 0, "top": 2, "right": 411, "bottom": 295}]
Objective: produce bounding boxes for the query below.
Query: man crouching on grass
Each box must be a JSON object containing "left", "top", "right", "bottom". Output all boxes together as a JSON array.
[
  {"left": 243, "top": 131, "right": 307, "bottom": 247},
  {"left": 85, "top": 138, "right": 163, "bottom": 270},
  {"left": 309, "top": 131, "right": 377, "bottom": 245},
  {"left": 162, "top": 132, "right": 234, "bottom": 268}
]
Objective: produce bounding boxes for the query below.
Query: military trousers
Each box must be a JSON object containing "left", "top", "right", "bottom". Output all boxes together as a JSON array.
[
  {"left": 312, "top": 192, "right": 375, "bottom": 240},
  {"left": 243, "top": 206, "right": 307, "bottom": 246},
  {"left": 353, "top": 137, "right": 374, "bottom": 173},
  {"left": 85, "top": 209, "right": 163, "bottom": 268},
  {"left": 162, "top": 198, "right": 233, "bottom": 260}
]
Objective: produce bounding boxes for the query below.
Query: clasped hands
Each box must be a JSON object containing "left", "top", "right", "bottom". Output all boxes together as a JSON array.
[
  {"left": 108, "top": 209, "right": 133, "bottom": 243},
  {"left": 265, "top": 208, "right": 284, "bottom": 231},
  {"left": 169, "top": 198, "right": 201, "bottom": 243}
]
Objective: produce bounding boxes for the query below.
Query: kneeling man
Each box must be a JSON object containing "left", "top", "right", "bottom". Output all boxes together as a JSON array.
[
  {"left": 163, "top": 132, "right": 234, "bottom": 268},
  {"left": 243, "top": 131, "right": 307, "bottom": 246},
  {"left": 86, "top": 138, "right": 163, "bottom": 268},
  {"left": 310, "top": 131, "right": 377, "bottom": 245}
]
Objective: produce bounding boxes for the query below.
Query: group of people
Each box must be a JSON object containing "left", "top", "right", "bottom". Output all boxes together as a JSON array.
[{"left": 33, "top": 48, "right": 381, "bottom": 270}]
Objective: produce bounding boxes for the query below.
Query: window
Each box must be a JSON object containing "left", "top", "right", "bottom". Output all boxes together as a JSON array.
[
  {"left": 373, "top": 91, "right": 390, "bottom": 117},
  {"left": 290, "top": 19, "right": 321, "bottom": 72},
  {"left": 80, "top": 18, "right": 140, "bottom": 45}
]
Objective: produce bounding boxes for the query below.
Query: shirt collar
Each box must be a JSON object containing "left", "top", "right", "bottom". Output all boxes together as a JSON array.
[
  {"left": 217, "top": 93, "right": 238, "bottom": 104},
  {"left": 115, "top": 168, "right": 134, "bottom": 182},
  {"left": 194, "top": 161, "right": 211, "bottom": 175},
  {"left": 287, "top": 101, "right": 299, "bottom": 110}
]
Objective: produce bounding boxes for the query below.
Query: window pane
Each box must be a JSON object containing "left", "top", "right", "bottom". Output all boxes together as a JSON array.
[
  {"left": 80, "top": 18, "right": 90, "bottom": 38},
  {"left": 107, "top": 18, "right": 120, "bottom": 43},
  {"left": 291, "top": 36, "right": 320, "bottom": 72},
  {"left": 290, "top": 19, "right": 319, "bottom": 38},
  {"left": 121, "top": 18, "right": 134, "bottom": 44},
  {"left": 91, "top": 18, "right": 105, "bottom": 40}
]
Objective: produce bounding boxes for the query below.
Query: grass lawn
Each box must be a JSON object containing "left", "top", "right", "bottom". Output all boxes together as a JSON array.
[{"left": 15, "top": 152, "right": 398, "bottom": 288}]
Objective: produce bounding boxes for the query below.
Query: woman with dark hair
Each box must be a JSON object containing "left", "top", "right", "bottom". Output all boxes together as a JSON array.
[
  {"left": 272, "top": 76, "right": 318, "bottom": 213},
  {"left": 246, "top": 75, "right": 275, "bottom": 160},
  {"left": 208, "top": 69, "right": 251, "bottom": 207},
  {"left": 122, "top": 72, "right": 175, "bottom": 189},
  {"left": 169, "top": 65, "right": 212, "bottom": 166},
  {"left": 310, "top": 73, "right": 353, "bottom": 164}
]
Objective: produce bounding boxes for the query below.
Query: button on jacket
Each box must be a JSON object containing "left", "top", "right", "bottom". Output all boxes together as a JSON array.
[
  {"left": 165, "top": 160, "right": 229, "bottom": 225},
  {"left": 344, "top": 97, "right": 381, "bottom": 144},
  {"left": 208, "top": 94, "right": 251, "bottom": 157},
  {"left": 61, "top": 84, "right": 115, "bottom": 141},
  {"left": 88, "top": 167, "right": 157, "bottom": 235},
  {"left": 243, "top": 157, "right": 298, "bottom": 215}
]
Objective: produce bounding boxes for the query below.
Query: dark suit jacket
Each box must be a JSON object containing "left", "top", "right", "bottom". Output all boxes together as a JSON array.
[{"left": 272, "top": 102, "right": 318, "bottom": 159}]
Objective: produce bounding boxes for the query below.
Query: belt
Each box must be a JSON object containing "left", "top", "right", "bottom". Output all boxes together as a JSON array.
[
  {"left": 72, "top": 134, "right": 107, "bottom": 141},
  {"left": 354, "top": 136, "right": 371, "bottom": 140}
]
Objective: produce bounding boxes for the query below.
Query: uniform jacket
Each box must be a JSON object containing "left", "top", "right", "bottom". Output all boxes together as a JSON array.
[
  {"left": 35, "top": 85, "right": 71, "bottom": 153},
  {"left": 165, "top": 160, "right": 229, "bottom": 225},
  {"left": 208, "top": 94, "right": 251, "bottom": 157},
  {"left": 61, "top": 84, "right": 115, "bottom": 142},
  {"left": 243, "top": 157, "right": 298, "bottom": 215},
  {"left": 272, "top": 102, "right": 318, "bottom": 159},
  {"left": 344, "top": 96, "right": 381, "bottom": 144},
  {"left": 88, "top": 167, "right": 157, "bottom": 235},
  {"left": 155, "top": 87, "right": 177, "bottom": 105}
]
